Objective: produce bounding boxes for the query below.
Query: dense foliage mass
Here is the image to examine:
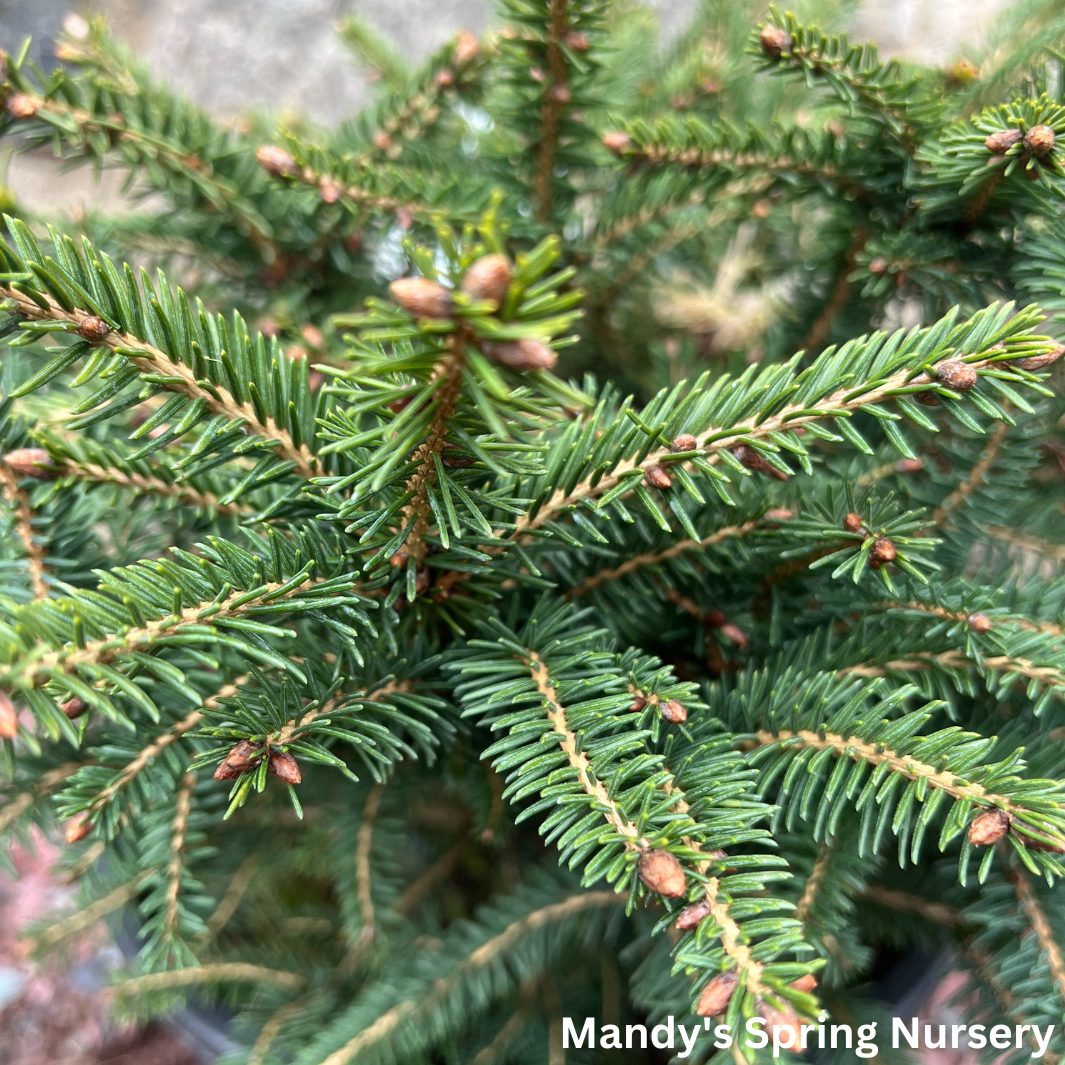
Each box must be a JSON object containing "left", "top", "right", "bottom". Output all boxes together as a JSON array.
[{"left": 4, "top": 1, "right": 1065, "bottom": 1061}]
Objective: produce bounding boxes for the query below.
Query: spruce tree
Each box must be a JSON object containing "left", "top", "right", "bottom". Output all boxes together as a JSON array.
[{"left": 4, "top": 2, "right": 1065, "bottom": 1061}]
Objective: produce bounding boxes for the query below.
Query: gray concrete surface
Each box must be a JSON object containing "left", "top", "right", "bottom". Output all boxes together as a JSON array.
[{"left": 0, "top": 0, "right": 1011, "bottom": 215}]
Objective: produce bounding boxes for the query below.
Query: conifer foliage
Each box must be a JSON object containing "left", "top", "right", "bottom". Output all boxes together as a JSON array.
[{"left": 5, "top": 1, "right": 1065, "bottom": 1061}]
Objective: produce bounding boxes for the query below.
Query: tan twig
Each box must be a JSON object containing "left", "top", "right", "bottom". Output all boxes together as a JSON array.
[
  {"left": 0, "top": 763, "right": 80, "bottom": 835},
  {"left": 0, "top": 285, "right": 314, "bottom": 477},
  {"left": 861, "top": 884, "right": 960, "bottom": 926},
  {"left": 36, "top": 871, "right": 152, "bottom": 948},
  {"left": 5, "top": 576, "right": 328, "bottom": 689},
  {"left": 931, "top": 421, "right": 1009, "bottom": 527},
  {"left": 526, "top": 652, "right": 643, "bottom": 848},
  {"left": 10, "top": 92, "right": 277, "bottom": 257},
  {"left": 534, "top": 0, "right": 571, "bottom": 222},
  {"left": 203, "top": 854, "right": 260, "bottom": 940},
  {"left": 50, "top": 457, "right": 251, "bottom": 515},
  {"left": 752, "top": 727, "right": 1023, "bottom": 812},
  {"left": 109, "top": 962, "right": 305, "bottom": 996},
  {"left": 470, "top": 1007, "right": 528, "bottom": 1065},
  {"left": 394, "top": 838, "right": 466, "bottom": 916},
  {"left": 248, "top": 998, "right": 306, "bottom": 1065},
  {"left": 841, "top": 648, "right": 1065, "bottom": 692},
  {"left": 568, "top": 519, "right": 760, "bottom": 597},
  {"left": 315, "top": 893, "right": 623, "bottom": 1065},
  {"left": 400, "top": 350, "right": 465, "bottom": 562},
  {"left": 274, "top": 679, "right": 408, "bottom": 748},
  {"left": 354, "top": 783, "right": 384, "bottom": 946},
  {"left": 513, "top": 352, "right": 1009, "bottom": 543},
  {"left": 874, "top": 598, "right": 1065, "bottom": 640},
  {"left": 164, "top": 772, "right": 196, "bottom": 936},
  {"left": 87, "top": 675, "right": 249, "bottom": 814},
  {"left": 1012, "top": 868, "right": 1065, "bottom": 1005},
  {"left": 986, "top": 527, "right": 1065, "bottom": 563},
  {"left": 796, "top": 845, "right": 830, "bottom": 924},
  {"left": 0, "top": 460, "right": 47, "bottom": 597},
  {"left": 801, "top": 227, "right": 867, "bottom": 355}
]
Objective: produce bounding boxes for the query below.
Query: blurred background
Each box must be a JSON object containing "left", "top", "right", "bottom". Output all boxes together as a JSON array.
[
  {"left": 0, "top": 0, "right": 1011, "bottom": 212},
  {"left": 0, "top": 0, "right": 1018, "bottom": 1062}
]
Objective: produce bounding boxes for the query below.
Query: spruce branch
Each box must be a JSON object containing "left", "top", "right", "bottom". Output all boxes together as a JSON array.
[
  {"left": 861, "top": 885, "right": 960, "bottom": 926},
  {"left": 0, "top": 456, "right": 47, "bottom": 597},
  {"left": 111, "top": 962, "right": 306, "bottom": 997},
  {"left": 309, "top": 891, "right": 623, "bottom": 1065},
  {"left": 533, "top": 0, "right": 572, "bottom": 222},
  {"left": 164, "top": 771, "right": 196, "bottom": 936},
  {"left": 930, "top": 420, "right": 1010, "bottom": 526},
  {"left": 1011, "top": 867, "right": 1065, "bottom": 1003},
  {"left": 2, "top": 88, "right": 277, "bottom": 257},
  {"left": 0, "top": 278, "right": 315, "bottom": 478},
  {"left": 567, "top": 518, "right": 762, "bottom": 596},
  {"left": 513, "top": 304, "right": 1054, "bottom": 542}
]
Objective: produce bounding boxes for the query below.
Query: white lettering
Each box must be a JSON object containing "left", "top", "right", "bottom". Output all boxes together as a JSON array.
[
  {"left": 563, "top": 1018, "right": 594, "bottom": 1049},
  {"left": 677, "top": 1024, "right": 699, "bottom": 1059},
  {"left": 1032, "top": 1025, "right": 1056, "bottom": 1058},
  {"left": 894, "top": 1017, "right": 920, "bottom": 1049},
  {"left": 652, "top": 1016, "right": 674, "bottom": 1049},
  {"left": 746, "top": 1017, "right": 768, "bottom": 1049},
  {"left": 990, "top": 1025, "right": 1013, "bottom": 1049},
  {"left": 714, "top": 1024, "right": 733, "bottom": 1048}
]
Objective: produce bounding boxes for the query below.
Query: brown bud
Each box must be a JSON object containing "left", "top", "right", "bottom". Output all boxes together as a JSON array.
[
  {"left": 1020, "top": 832, "right": 1065, "bottom": 853},
  {"left": 549, "top": 84, "right": 572, "bottom": 104},
  {"left": 453, "top": 31, "right": 480, "bottom": 67},
  {"left": 602, "top": 131, "right": 632, "bottom": 155},
  {"left": 482, "top": 338, "right": 557, "bottom": 372},
  {"left": 660, "top": 699, "right": 687, "bottom": 724},
  {"left": 675, "top": 899, "right": 711, "bottom": 931},
  {"left": 914, "top": 389, "right": 941, "bottom": 407},
  {"left": 268, "top": 750, "right": 302, "bottom": 785},
  {"left": 935, "top": 359, "right": 977, "bottom": 392},
  {"left": 630, "top": 695, "right": 648, "bottom": 713},
  {"left": 65, "top": 815, "right": 92, "bottom": 844},
  {"left": 434, "top": 69, "right": 455, "bottom": 88},
  {"left": 968, "top": 807, "right": 1010, "bottom": 846},
  {"left": 255, "top": 145, "right": 300, "bottom": 179},
  {"left": 461, "top": 254, "right": 512, "bottom": 305},
  {"left": 441, "top": 444, "right": 477, "bottom": 468},
  {"left": 696, "top": 971, "right": 739, "bottom": 1017},
  {"left": 732, "top": 444, "right": 787, "bottom": 480},
  {"left": 868, "top": 258, "right": 888, "bottom": 275},
  {"left": 895, "top": 457, "right": 923, "bottom": 473},
  {"left": 320, "top": 178, "right": 342, "bottom": 204},
  {"left": 389, "top": 277, "right": 454, "bottom": 319},
  {"left": 60, "top": 696, "right": 87, "bottom": 719},
  {"left": 843, "top": 512, "right": 864, "bottom": 534},
  {"left": 1015, "top": 345, "right": 1065, "bottom": 371},
  {"left": 670, "top": 433, "right": 698, "bottom": 453},
  {"left": 78, "top": 315, "right": 111, "bottom": 344},
  {"left": 213, "top": 740, "right": 263, "bottom": 780},
  {"left": 390, "top": 550, "right": 410, "bottom": 569},
  {"left": 719, "top": 623, "right": 748, "bottom": 649},
  {"left": 790, "top": 973, "right": 818, "bottom": 993},
  {"left": 759, "top": 24, "right": 792, "bottom": 59},
  {"left": 984, "top": 129, "right": 1022, "bottom": 154},
  {"left": 373, "top": 131, "right": 393, "bottom": 151},
  {"left": 637, "top": 848, "right": 686, "bottom": 897},
  {"left": 764, "top": 508, "right": 794, "bottom": 522},
  {"left": 564, "top": 31, "right": 590, "bottom": 51},
  {"left": 387, "top": 392, "right": 414, "bottom": 414},
  {"left": 968, "top": 613, "right": 993, "bottom": 634},
  {"left": 3, "top": 448, "right": 59, "bottom": 479},
  {"left": 1024, "top": 124, "right": 1056, "bottom": 157},
  {"left": 0, "top": 692, "right": 16, "bottom": 739},
  {"left": 5, "top": 93, "right": 38, "bottom": 120},
  {"left": 705, "top": 609, "right": 727, "bottom": 628},
  {"left": 869, "top": 537, "right": 896, "bottom": 565},
  {"left": 644, "top": 464, "right": 672, "bottom": 490}
]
